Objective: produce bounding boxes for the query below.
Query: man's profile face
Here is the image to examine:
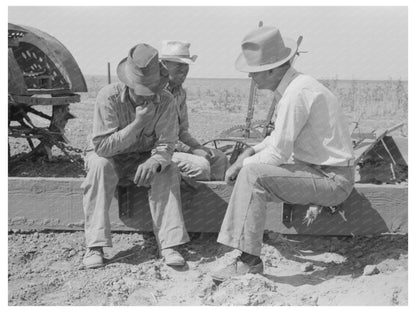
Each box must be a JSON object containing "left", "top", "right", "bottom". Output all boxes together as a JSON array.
[
  {"left": 249, "top": 65, "right": 288, "bottom": 91},
  {"left": 163, "top": 60, "right": 190, "bottom": 86},
  {"left": 249, "top": 70, "right": 270, "bottom": 89}
]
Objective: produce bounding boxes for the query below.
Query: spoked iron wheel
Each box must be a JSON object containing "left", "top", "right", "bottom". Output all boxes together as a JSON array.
[{"left": 8, "top": 99, "right": 75, "bottom": 163}]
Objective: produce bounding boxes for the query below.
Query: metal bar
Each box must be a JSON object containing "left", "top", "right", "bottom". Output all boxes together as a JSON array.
[
  {"left": 381, "top": 137, "right": 397, "bottom": 166},
  {"left": 107, "top": 62, "right": 111, "bottom": 84}
]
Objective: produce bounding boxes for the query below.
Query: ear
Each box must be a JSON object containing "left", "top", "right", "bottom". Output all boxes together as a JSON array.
[{"left": 268, "top": 68, "right": 275, "bottom": 76}]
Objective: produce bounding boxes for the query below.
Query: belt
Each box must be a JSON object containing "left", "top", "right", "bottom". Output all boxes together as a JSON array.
[
  {"left": 332, "top": 159, "right": 355, "bottom": 167},
  {"left": 295, "top": 158, "right": 355, "bottom": 168}
]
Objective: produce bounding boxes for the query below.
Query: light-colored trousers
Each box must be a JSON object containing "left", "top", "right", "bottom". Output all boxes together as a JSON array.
[
  {"left": 217, "top": 162, "right": 355, "bottom": 256},
  {"left": 172, "top": 148, "right": 228, "bottom": 181},
  {"left": 81, "top": 152, "right": 190, "bottom": 249}
]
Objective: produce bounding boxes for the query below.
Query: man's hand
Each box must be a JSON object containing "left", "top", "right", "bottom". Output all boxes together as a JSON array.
[
  {"left": 224, "top": 163, "right": 242, "bottom": 185},
  {"left": 134, "top": 101, "right": 156, "bottom": 125},
  {"left": 224, "top": 147, "right": 255, "bottom": 185},
  {"left": 134, "top": 158, "right": 161, "bottom": 187}
]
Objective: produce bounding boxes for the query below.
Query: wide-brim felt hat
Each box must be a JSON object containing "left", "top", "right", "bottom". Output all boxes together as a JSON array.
[
  {"left": 117, "top": 43, "right": 160, "bottom": 96},
  {"left": 235, "top": 26, "right": 297, "bottom": 73},
  {"left": 159, "top": 40, "right": 198, "bottom": 64}
]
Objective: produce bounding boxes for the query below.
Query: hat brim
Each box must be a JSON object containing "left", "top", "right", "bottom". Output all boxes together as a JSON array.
[
  {"left": 160, "top": 55, "right": 197, "bottom": 64},
  {"left": 117, "top": 57, "right": 156, "bottom": 96},
  {"left": 235, "top": 37, "right": 298, "bottom": 73}
]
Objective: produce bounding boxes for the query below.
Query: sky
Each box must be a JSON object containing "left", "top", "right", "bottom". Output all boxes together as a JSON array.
[{"left": 8, "top": 6, "right": 408, "bottom": 80}]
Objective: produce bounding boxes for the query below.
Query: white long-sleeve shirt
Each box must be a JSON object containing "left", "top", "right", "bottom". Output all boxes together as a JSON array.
[{"left": 243, "top": 67, "right": 354, "bottom": 167}]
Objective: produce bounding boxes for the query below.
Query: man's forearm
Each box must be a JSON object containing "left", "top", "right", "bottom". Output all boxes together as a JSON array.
[
  {"left": 235, "top": 147, "right": 255, "bottom": 167},
  {"left": 179, "top": 131, "right": 201, "bottom": 151},
  {"left": 93, "top": 120, "right": 144, "bottom": 158}
]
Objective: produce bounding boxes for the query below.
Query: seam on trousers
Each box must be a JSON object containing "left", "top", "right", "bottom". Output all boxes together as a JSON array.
[{"left": 236, "top": 177, "right": 259, "bottom": 249}]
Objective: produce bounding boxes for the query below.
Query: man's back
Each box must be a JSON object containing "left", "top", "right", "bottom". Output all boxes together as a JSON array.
[{"left": 276, "top": 72, "right": 355, "bottom": 166}]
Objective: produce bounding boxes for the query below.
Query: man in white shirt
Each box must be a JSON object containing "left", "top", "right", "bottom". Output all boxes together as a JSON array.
[{"left": 211, "top": 26, "right": 355, "bottom": 282}]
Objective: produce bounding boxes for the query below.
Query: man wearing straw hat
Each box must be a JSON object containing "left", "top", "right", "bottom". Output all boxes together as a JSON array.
[
  {"left": 211, "top": 26, "right": 355, "bottom": 282},
  {"left": 82, "top": 43, "right": 188, "bottom": 269},
  {"left": 160, "top": 40, "right": 228, "bottom": 181}
]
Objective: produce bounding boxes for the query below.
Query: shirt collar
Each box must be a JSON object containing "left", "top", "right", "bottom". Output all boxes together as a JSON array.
[
  {"left": 276, "top": 66, "right": 299, "bottom": 96},
  {"left": 167, "top": 83, "right": 182, "bottom": 96},
  {"left": 121, "top": 85, "right": 160, "bottom": 107}
]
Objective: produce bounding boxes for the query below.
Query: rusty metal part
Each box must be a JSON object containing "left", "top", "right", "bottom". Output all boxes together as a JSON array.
[
  {"left": 8, "top": 23, "right": 87, "bottom": 95},
  {"left": 8, "top": 23, "right": 87, "bottom": 165}
]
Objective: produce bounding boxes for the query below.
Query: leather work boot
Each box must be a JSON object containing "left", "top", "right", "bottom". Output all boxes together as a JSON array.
[
  {"left": 83, "top": 247, "right": 104, "bottom": 269},
  {"left": 160, "top": 248, "right": 185, "bottom": 266},
  {"left": 211, "top": 257, "right": 264, "bottom": 283}
]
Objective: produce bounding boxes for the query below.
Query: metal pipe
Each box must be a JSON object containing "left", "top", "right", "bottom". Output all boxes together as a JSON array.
[{"left": 107, "top": 62, "right": 111, "bottom": 84}]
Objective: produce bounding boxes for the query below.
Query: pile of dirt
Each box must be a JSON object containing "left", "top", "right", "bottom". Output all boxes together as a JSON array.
[{"left": 8, "top": 231, "right": 408, "bottom": 306}]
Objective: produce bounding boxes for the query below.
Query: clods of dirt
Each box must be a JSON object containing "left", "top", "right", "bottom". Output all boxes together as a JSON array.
[{"left": 8, "top": 231, "right": 408, "bottom": 306}]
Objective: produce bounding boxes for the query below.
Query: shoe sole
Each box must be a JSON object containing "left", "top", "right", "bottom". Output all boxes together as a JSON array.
[
  {"left": 165, "top": 260, "right": 186, "bottom": 266},
  {"left": 211, "top": 268, "right": 264, "bottom": 283},
  {"left": 84, "top": 262, "right": 104, "bottom": 269}
]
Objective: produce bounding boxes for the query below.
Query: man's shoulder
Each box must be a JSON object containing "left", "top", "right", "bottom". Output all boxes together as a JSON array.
[
  {"left": 160, "top": 88, "right": 175, "bottom": 104},
  {"left": 97, "top": 83, "right": 125, "bottom": 103},
  {"left": 290, "top": 73, "right": 327, "bottom": 93}
]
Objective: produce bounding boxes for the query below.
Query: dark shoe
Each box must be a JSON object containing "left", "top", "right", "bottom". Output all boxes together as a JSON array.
[
  {"left": 161, "top": 248, "right": 185, "bottom": 266},
  {"left": 211, "top": 257, "right": 264, "bottom": 282},
  {"left": 83, "top": 247, "right": 104, "bottom": 269}
]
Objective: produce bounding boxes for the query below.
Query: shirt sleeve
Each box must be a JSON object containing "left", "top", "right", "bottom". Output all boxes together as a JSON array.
[
  {"left": 243, "top": 91, "right": 309, "bottom": 167},
  {"left": 177, "top": 90, "right": 201, "bottom": 149},
  {"left": 92, "top": 88, "right": 139, "bottom": 158},
  {"left": 150, "top": 93, "right": 179, "bottom": 170}
]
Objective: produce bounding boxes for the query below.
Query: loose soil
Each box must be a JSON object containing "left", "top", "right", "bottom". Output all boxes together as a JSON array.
[{"left": 8, "top": 231, "right": 407, "bottom": 306}]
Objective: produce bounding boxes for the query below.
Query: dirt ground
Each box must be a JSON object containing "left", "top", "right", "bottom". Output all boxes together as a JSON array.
[{"left": 8, "top": 230, "right": 407, "bottom": 306}]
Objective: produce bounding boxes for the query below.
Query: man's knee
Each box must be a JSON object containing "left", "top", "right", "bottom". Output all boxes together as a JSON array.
[
  {"left": 172, "top": 152, "right": 211, "bottom": 180},
  {"left": 85, "top": 153, "right": 116, "bottom": 176},
  {"left": 239, "top": 163, "right": 263, "bottom": 180}
]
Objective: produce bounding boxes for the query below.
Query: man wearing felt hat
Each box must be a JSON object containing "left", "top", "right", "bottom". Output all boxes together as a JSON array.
[
  {"left": 82, "top": 43, "right": 189, "bottom": 269},
  {"left": 211, "top": 26, "right": 355, "bottom": 282},
  {"left": 160, "top": 40, "right": 228, "bottom": 181}
]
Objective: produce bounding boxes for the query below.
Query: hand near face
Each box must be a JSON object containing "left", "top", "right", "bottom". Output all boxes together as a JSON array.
[{"left": 135, "top": 101, "right": 156, "bottom": 123}]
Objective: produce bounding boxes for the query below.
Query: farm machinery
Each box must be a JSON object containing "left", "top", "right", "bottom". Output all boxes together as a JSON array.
[{"left": 8, "top": 23, "right": 87, "bottom": 167}]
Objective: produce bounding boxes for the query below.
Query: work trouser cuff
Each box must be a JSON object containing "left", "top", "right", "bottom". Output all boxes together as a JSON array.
[
  {"left": 159, "top": 238, "right": 190, "bottom": 250},
  {"left": 217, "top": 232, "right": 262, "bottom": 257}
]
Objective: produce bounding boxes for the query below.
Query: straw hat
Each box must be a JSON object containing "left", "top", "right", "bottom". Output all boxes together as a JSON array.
[
  {"left": 235, "top": 26, "right": 297, "bottom": 73},
  {"left": 160, "top": 40, "right": 197, "bottom": 64},
  {"left": 117, "top": 43, "right": 160, "bottom": 96}
]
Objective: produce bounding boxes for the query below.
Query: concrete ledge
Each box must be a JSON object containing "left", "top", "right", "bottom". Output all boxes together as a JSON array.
[{"left": 8, "top": 177, "right": 408, "bottom": 235}]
